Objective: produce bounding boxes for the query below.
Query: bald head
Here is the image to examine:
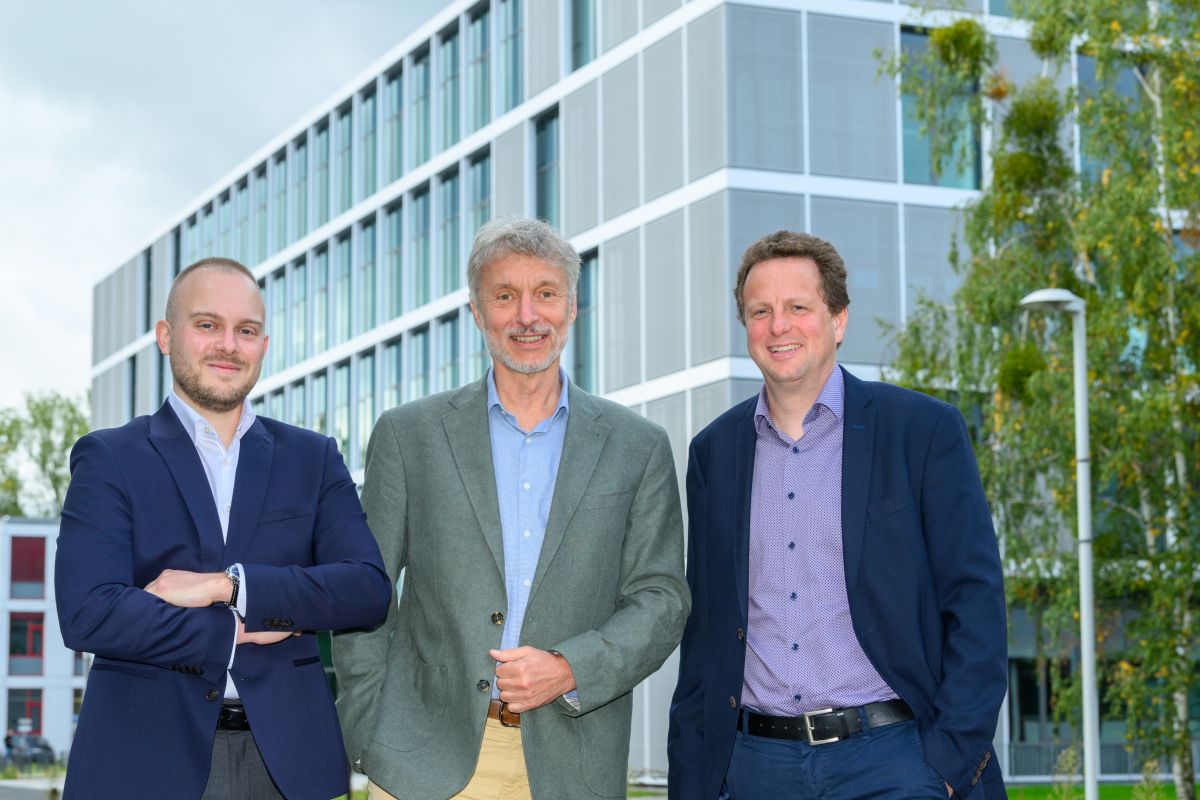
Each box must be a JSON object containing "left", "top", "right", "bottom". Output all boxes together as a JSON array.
[{"left": 165, "top": 258, "right": 263, "bottom": 327}]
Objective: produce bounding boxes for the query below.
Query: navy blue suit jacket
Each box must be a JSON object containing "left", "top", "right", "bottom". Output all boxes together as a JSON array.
[
  {"left": 56, "top": 402, "right": 392, "bottom": 800},
  {"left": 667, "top": 368, "right": 1007, "bottom": 798}
]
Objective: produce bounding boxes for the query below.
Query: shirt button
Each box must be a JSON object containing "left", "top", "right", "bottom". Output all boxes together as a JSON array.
[
  {"left": 522, "top": 578, "right": 531, "bottom": 587},
  {"left": 792, "top": 643, "right": 799, "bottom": 651},
  {"left": 794, "top": 693, "right": 802, "bottom": 702},
  {"left": 523, "top": 482, "right": 530, "bottom": 490},
  {"left": 736, "top": 627, "right": 744, "bottom": 641},
  {"left": 792, "top": 446, "right": 799, "bottom": 454},
  {"left": 525, "top": 437, "right": 532, "bottom": 444},
  {"left": 787, "top": 492, "right": 795, "bottom": 500},
  {"left": 523, "top": 530, "right": 531, "bottom": 539},
  {"left": 790, "top": 592, "right": 797, "bottom": 600},
  {"left": 204, "top": 427, "right": 212, "bottom": 434},
  {"left": 206, "top": 689, "right": 220, "bottom": 702},
  {"left": 788, "top": 542, "right": 795, "bottom": 550}
]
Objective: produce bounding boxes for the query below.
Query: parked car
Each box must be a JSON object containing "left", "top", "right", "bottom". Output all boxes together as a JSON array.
[{"left": 10, "top": 734, "right": 55, "bottom": 765}]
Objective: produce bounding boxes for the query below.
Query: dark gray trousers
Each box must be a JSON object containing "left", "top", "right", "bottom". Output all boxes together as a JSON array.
[{"left": 200, "top": 728, "right": 285, "bottom": 800}]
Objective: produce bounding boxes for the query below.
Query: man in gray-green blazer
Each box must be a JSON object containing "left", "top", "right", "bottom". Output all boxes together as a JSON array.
[{"left": 334, "top": 216, "right": 690, "bottom": 800}]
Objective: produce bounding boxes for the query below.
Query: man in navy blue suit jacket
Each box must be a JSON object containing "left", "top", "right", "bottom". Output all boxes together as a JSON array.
[
  {"left": 667, "top": 232, "right": 1007, "bottom": 799},
  {"left": 56, "top": 258, "right": 392, "bottom": 799}
]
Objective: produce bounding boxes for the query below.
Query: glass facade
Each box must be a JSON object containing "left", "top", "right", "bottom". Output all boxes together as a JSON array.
[
  {"left": 411, "top": 189, "right": 431, "bottom": 309},
  {"left": 235, "top": 181, "right": 250, "bottom": 264},
  {"left": 293, "top": 137, "right": 308, "bottom": 239},
  {"left": 315, "top": 124, "right": 330, "bottom": 227},
  {"left": 385, "top": 71, "right": 404, "bottom": 183},
  {"left": 254, "top": 169, "right": 268, "bottom": 263},
  {"left": 9, "top": 537, "right": 45, "bottom": 599},
  {"left": 900, "top": 29, "right": 980, "bottom": 189},
  {"left": 7, "top": 688, "right": 42, "bottom": 735},
  {"left": 535, "top": 111, "right": 559, "bottom": 229},
  {"left": 361, "top": 92, "right": 377, "bottom": 200},
  {"left": 313, "top": 248, "right": 329, "bottom": 354},
  {"left": 8, "top": 612, "right": 44, "bottom": 676},
  {"left": 290, "top": 380, "right": 307, "bottom": 428},
  {"left": 334, "top": 235, "right": 352, "bottom": 345},
  {"left": 440, "top": 30, "right": 461, "bottom": 151},
  {"left": 269, "top": 269, "right": 286, "bottom": 375},
  {"left": 334, "top": 362, "right": 350, "bottom": 459},
  {"left": 573, "top": 251, "right": 597, "bottom": 392},
  {"left": 436, "top": 315, "right": 460, "bottom": 391},
  {"left": 360, "top": 219, "right": 377, "bottom": 333},
  {"left": 336, "top": 107, "right": 353, "bottom": 215},
  {"left": 409, "top": 326, "right": 430, "bottom": 400},
  {"left": 572, "top": 0, "right": 596, "bottom": 71},
  {"left": 412, "top": 52, "right": 432, "bottom": 166},
  {"left": 358, "top": 352, "right": 375, "bottom": 466},
  {"left": 384, "top": 339, "right": 402, "bottom": 410},
  {"left": 469, "top": 152, "right": 491, "bottom": 235},
  {"left": 500, "top": 0, "right": 522, "bottom": 112},
  {"left": 468, "top": 7, "right": 490, "bottom": 132},
  {"left": 312, "top": 371, "right": 328, "bottom": 435},
  {"left": 218, "top": 193, "right": 233, "bottom": 257},
  {"left": 291, "top": 260, "right": 307, "bottom": 365},
  {"left": 273, "top": 152, "right": 288, "bottom": 250},
  {"left": 439, "top": 171, "right": 461, "bottom": 295},
  {"left": 385, "top": 204, "right": 403, "bottom": 318}
]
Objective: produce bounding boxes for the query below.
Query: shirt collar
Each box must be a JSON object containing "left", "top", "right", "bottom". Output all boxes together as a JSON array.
[
  {"left": 487, "top": 367, "right": 570, "bottom": 421},
  {"left": 167, "top": 390, "right": 257, "bottom": 447},
  {"left": 754, "top": 364, "right": 845, "bottom": 431}
]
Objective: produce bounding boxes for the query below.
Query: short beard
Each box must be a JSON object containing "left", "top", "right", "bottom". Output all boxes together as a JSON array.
[
  {"left": 485, "top": 325, "right": 567, "bottom": 376},
  {"left": 170, "top": 351, "right": 259, "bottom": 414}
]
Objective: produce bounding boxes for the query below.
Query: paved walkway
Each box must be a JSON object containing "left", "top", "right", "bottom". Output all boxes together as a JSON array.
[{"left": 0, "top": 776, "right": 64, "bottom": 800}]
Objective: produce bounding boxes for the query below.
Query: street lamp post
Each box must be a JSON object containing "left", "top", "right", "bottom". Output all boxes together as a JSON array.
[{"left": 1019, "top": 288, "right": 1099, "bottom": 800}]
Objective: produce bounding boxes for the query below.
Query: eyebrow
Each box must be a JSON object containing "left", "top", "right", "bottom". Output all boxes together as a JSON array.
[{"left": 189, "top": 311, "right": 265, "bottom": 327}]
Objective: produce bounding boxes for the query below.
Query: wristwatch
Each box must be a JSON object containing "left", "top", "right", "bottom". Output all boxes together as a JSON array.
[{"left": 225, "top": 565, "right": 241, "bottom": 609}]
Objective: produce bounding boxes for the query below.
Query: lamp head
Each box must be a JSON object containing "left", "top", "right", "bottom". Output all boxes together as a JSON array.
[{"left": 1019, "top": 288, "right": 1085, "bottom": 315}]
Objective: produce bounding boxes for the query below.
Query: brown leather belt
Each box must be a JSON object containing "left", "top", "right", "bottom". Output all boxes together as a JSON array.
[{"left": 487, "top": 699, "right": 521, "bottom": 728}]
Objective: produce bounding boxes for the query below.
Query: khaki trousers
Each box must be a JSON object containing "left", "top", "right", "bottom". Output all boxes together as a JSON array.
[{"left": 367, "top": 717, "right": 532, "bottom": 800}]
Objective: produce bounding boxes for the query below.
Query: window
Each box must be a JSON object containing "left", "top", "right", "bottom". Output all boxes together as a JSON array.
[
  {"left": 267, "top": 390, "right": 284, "bottom": 421},
  {"left": 571, "top": 0, "right": 596, "bottom": 71},
  {"left": 185, "top": 217, "right": 199, "bottom": 266},
  {"left": 74, "top": 651, "right": 85, "bottom": 677},
  {"left": 9, "top": 537, "right": 45, "bottom": 599},
  {"left": 574, "top": 251, "right": 598, "bottom": 392},
  {"left": 313, "top": 248, "right": 329, "bottom": 354},
  {"left": 358, "top": 351, "right": 375, "bottom": 466},
  {"left": 269, "top": 269, "right": 286, "bottom": 375},
  {"left": 412, "top": 51, "right": 432, "bottom": 166},
  {"left": 411, "top": 189, "right": 431, "bottom": 309},
  {"left": 385, "top": 70, "right": 403, "bottom": 183},
  {"left": 440, "top": 29, "right": 461, "bottom": 150},
  {"left": 201, "top": 204, "right": 216, "bottom": 257},
  {"left": 437, "top": 315, "right": 460, "bottom": 391},
  {"left": 8, "top": 612, "right": 44, "bottom": 676},
  {"left": 334, "top": 362, "right": 350, "bottom": 460},
  {"left": 469, "top": 152, "right": 491, "bottom": 234},
  {"left": 312, "top": 371, "right": 328, "bottom": 434},
  {"left": 218, "top": 193, "right": 233, "bottom": 257},
  {"left": 409, "top": 327, "right": 431, "bottom": 400},
  {"left": 385, "top": 204, "right": 403, "bottom": 318},
  {"left": 336, "top": 106, "right": 353, "bottom": 215},
  {"left": 500, "top": 0, "right": 523, "bottom": 112},
  {"left": 235, "top": 180, "right": 251, "bottom": 264},
  {"left": 7, "top": 689, "right": 42, "bottom": 736},
  {"left": 292, "top": 137, "right": 308, "bottom": 239},
  {"left": 254, "top": 167, "right": 269, "bottom": 263},
  {"left": 315, "top": 124, "right": 331, "bottom": 226},
  {"left": 440, "top": 171, "right": 461, "bottom": 295},
  {"left": 900, "top": 29, "right": 980, "bottom": 189},
  {"left": 361, "top": 92, "right": 377, "bottom": 199},
  {"left": 384, "top": 339, "right": 403, "bottom": 410},
  {"left": 289, "top": 381, "right": 307, "bottom": 428},
  {"left": 291, "top": 260, "right": 307, "bottom": 365},
  {"left": 360, "top": 219, "right": 377, "bottom": 332},
  {"left": 468, "top": 7, "right": 491, "bottom": 132},
  {"left": 465, "top": 312, "right": 489, "bottom": 382},
  {"left": 273, "top": 151, "right": 289, "bottom": 250},
  {"left": 334, "top": 234, "right": 352, "bottom": 345},
  {"left": 535, "top": 111, "right": 559, "bottom": 229}
]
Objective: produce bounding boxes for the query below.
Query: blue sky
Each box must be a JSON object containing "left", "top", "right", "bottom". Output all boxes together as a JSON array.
[{"left": 0, "top": 0, "right": 445, "bottom": 409}]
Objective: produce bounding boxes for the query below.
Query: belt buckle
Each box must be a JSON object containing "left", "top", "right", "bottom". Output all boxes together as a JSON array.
[
  {"left": 802, "top": 708, "right": 839, "bottom": 745},
  {"left": 498, "top": 701, "right": 519, "bottom": 728}
]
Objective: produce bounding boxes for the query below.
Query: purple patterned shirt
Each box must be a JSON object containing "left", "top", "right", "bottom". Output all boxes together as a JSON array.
[{"left": 741, "top": 366, "right": 898, "bottom": 716}]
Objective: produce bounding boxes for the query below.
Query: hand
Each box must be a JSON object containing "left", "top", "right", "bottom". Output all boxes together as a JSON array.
[
  {"left": 145, "top": 569, "right": 231, "bottom": 608},
  {"left": 946, "top": 782, "right": 953, "bottom": 797},
  {"left": 489, "top": 646, "right": 576, "bottom": 713},
  {"left": 235, "top": 618, "right": 299, "bottom": 646}
]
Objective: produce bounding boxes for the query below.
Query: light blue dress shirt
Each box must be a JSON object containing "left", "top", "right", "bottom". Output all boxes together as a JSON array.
[{"left": 486, "top": 369, "right": 570, "bottom": 696}]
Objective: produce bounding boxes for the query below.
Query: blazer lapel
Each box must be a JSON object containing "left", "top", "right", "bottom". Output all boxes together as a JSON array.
[
  {"left": 147, "top": 402, "right": 225, "bottom": 571},
  {"left": 840, "top": 367, "right": 875, "bottom": 596},
  {"left": 733, "top": 401, "right": 757, "bottom": 624},
  {"left": 443, "top": 380, "right": 506, "bottom": 580},
  {"left": 223, "top": 420, "right": 274, "bottom": 566},
  {"left": 528, "top": 384, "right": 609, "bottom": 604}
]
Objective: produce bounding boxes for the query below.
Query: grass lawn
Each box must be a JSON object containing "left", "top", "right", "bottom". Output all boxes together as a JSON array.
[{"left": 1008, "top": 785, "right": 1198, "bottom": 799}]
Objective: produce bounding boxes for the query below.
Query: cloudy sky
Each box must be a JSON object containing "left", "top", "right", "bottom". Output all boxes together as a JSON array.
[{"left": 0, "top": 0, "right": 445, "bottom": 410}]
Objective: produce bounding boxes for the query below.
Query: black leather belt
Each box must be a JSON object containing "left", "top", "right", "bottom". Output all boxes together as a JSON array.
[
  {"left": 217, "top": 703, "right": 251, "bottom": 731},
  {"left": 737, "top": 699, "right": 913, "bottom": 745}
]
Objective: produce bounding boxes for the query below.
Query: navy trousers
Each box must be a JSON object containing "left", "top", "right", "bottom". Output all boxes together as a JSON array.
[{"left": 721, "top": 715, "right": 950, "bottom": 800}]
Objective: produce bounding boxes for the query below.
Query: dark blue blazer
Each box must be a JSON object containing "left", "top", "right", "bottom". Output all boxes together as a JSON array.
[
  {"left": 667, "top": 368, "right": 1007, "bottom": 798},
  {"left": 56, "top": 402, "right": 392, "bottom": 800}
]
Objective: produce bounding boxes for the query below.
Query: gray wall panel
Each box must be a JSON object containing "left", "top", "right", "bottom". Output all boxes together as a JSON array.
[
  {"left": 643, "top": 210, "right": 686, "bottom": 379},
  {"left": 150, "top": 234, "right": 171, "bottom": 325},
  {"left": 904, "top": 205, "right": 961, "bottom": 309},
  {"left": 728, "top": 190, "right": 807, "bottom": 357},
  {"left": 728, "top": 6, "right": 803, "bottom": 172},
  {"left": 643, "top": 32, "right": 684, "bottom": 201},
  {"left": 643, "top": 0, "right": 680, "bottom": 27},
  {"left": 527, "top": 0, "right": 561, "bottom": 97},
  {"left": 643, "top": 390, "right": 687, "bottom": 506},
  {"left": 687, "top": 8, "right": 726, "bottom": 181},
  {"left": 602, "top": 57, "right": 640, "bottom": 220},
  {"left": 134, "top": 344, "right": 157, "bottom": 417},
  {"left": 562, "top": 80, "right": 600, "bottom": 236},
  {"left": 809, "top": 15, "right": 895, "bottom": 181},
  {"left": 493, "top": 124, "right": 527, "bottom": 218},
  {"left": 600, "top": 228, "right": 642, "bottom": 391},
  {"left": 810, "top": 196, "right": 899, "bottom": 365},
  {"left": 688, "top": 191, "right": 730, "bottom": 366},
  {"left": 601, "top": 0, "right": 639, "bottom": 52}
]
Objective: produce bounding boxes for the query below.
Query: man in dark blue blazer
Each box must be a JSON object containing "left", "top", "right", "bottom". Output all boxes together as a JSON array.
[
  {"left": 668, "top": 232, "right": 1007, "bottom": 799},
  {"left": 56, "top": 258, "right": 392, "bottom": 799}
]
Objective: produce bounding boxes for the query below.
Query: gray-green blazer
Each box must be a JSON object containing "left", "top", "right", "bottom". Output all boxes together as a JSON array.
[{"left": 334, "top": 377, "right": 689, "bottom": 799}]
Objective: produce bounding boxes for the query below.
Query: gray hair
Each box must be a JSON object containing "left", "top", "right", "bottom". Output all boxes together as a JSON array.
[
  {"left": 467, "top": 216, "right": 581, "bottom": 307},
  {"left": 165, "top": 257, "right": 262, "bottom": 325}
]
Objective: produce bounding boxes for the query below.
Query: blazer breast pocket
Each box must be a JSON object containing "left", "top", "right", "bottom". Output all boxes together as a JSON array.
[
  {"left": 867, "top": 494, "right": 914, "bottom": 524},
  {"left": 575, "top": 489, "right": 634, "bottom": 512},
  {"left": 257, "top": 504, "right": 317, "bottom": 526}
]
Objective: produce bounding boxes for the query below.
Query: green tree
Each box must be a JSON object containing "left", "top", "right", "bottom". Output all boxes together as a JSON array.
[
  {"left": 883, "top": 2, "right": 1200, "bottom": 797},
  {"left": 0, "top": 406, "right": 23, "bottom": 516},
  {"left": 0, "top": 392, "right": 89, "bottom": 517}
]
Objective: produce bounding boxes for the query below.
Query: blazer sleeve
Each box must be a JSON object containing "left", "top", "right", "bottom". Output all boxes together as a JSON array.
[
  {"left": 239, "top": 435, "right": 392, "bottom": 633},
  {"left": 919, "top": 405, "right": 1008, "bottom": 796},
  {"left": 332, "top": 413, "right": 408, "bottom": 768},
  {"left": 55, "top": 433, "right": 235, "bottom": 676},
  {"left": 667, "top": 438, "right": 709, "bottom": 799},
  {"left": 551, "top": 428, "right": 691, "bottom": 715}
]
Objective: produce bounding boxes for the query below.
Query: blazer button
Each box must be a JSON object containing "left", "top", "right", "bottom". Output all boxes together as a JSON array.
[
  {"left": 736, "top": 627, "right": 745, "bottom": 641},
  {"left": 264, "top": 618, "right": 275, "bottom": 627},
  {"left": 477, "top": 679, "right": 491, "bottom": 693},
  {"left": 729, "top": 696, "right": 736, "bottom": 709},
  {"left": 206, "top": 689, "right": 220, "bottom": 702},
  {"left": 282, "top": 618, "right": 294, "bottom": 627},
  {"left": 491, "top": 611, "right": 505, "bottom": 625}
]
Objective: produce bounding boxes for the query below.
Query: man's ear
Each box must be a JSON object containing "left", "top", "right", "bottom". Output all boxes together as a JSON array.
[{"left": 155, "top": 320, "right": 171, "bottom": 356}]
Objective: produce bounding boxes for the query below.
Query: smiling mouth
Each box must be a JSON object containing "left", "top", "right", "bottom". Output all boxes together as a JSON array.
[{"left": 768, "top": 344, "right": 801, "bottom": 353}]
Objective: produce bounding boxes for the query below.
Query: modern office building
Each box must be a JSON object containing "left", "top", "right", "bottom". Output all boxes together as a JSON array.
[
  {"left": 88, "top": 0, "right": 1157, "bottom": 782},
  {"left": 2, "top": 517, "right": 87, "bottom": 758}
]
